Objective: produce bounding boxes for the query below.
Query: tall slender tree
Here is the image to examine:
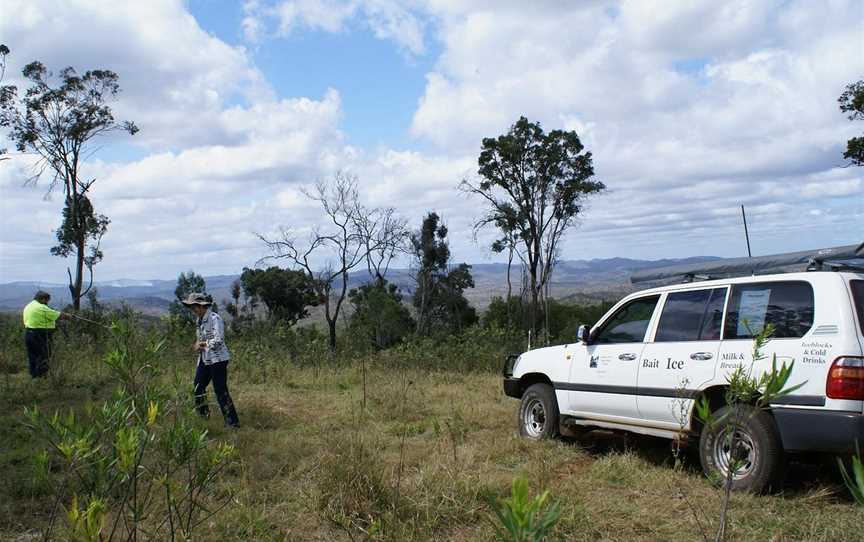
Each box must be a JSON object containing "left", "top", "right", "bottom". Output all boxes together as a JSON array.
[
  {"left": 0, "top": 60, "right": 138, "bottom": 309},
  {"left": 411, "top": 212, "right": 477, "bottom": 336},
  {"left": 461, "top": 117, "right": 604, "bottom": 336}
]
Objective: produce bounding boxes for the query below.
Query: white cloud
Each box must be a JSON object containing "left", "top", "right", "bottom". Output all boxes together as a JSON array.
[
  {"left": 242, "top": 0, "right": 427, "bottom": 55},
  {"left": 0, "top": 0, "right": 273, "bottom": 150},
  {"left": 274, "top": 0, "right": 357, "bottom": 34},
  {"left": 403, "top": 0, "right": 864, "bottom": 261},
  {"left": 801, "top": 173, "right": 862, "bottom": 198},
  {"left": 1, "top": 0, "right": 863, "bottom": 284},
  {"left": 0, "top": 0, "right": 353, "bottom": 281}
]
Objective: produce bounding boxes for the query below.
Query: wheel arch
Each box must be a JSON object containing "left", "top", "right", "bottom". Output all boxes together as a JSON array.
[
  {"left": 690, "top": 385, "right": 729, "bottom": 435},
  {"left": 517, "top": 372, "right": 555, "bottom": 398},
  {"left": 690, "top": 385, "right": 778, "bottom": 435}
]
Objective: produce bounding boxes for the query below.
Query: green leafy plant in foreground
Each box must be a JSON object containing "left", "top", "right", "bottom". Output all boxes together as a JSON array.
[
  {"left": 492, "top": 477, "right": 562, "bottom": 542},
  {"left": 24, "top": 316, "right": 236, "bottom": 541},
  {"left": 838, "top": 446, "right": 864, "bottom": 505},
  {"left": 691, "top": 323, "right": 805, "bottom": 542}
]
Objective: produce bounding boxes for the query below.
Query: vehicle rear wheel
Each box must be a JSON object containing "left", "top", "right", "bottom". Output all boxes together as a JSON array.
[
  {"left": 518, "top": 383, "right": 559, "bottom": 440},
  {"left": 698, "top": 404, "right": 784, "bottom": 493}
]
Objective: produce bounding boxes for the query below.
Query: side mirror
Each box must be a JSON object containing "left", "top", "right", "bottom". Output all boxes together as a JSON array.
[{"left": 577, "top": 324, "right": 590, "bottom": 344}]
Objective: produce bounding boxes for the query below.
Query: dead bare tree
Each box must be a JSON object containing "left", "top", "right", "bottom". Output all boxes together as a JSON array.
[
  {"left": 356, "top": 206, "right": 410, "bottom": 283},
  {"left": 258, "top": 172, "right": 402, "bottom": 351}
]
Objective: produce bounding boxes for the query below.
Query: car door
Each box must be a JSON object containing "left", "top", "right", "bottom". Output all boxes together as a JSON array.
[
  {"left": 566, "top": 294, "right": 661, "bottom": 420},
  {"left": 718, "top": 280, "right": 818, "bottom": 403},
  {"left": 637, "top": 287, "right": 727, "bottom": 427}
]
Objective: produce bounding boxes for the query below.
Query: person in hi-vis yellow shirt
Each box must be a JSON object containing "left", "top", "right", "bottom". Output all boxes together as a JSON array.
[{"left": 22, "top": 291, "right": 69, "bottom": 378}]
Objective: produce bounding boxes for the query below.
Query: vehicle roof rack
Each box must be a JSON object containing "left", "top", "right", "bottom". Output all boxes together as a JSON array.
[{"left": 631, "top": 242, "right": 864, "bottom": 285}]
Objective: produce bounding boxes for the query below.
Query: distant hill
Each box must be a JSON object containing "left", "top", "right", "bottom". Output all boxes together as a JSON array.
[{"left": 0, "top": 256, "right": 720, "bottom": 314}]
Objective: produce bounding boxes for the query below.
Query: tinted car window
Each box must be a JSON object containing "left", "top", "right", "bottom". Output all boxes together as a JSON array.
[
  {"left": 655, "top": 288, "right": 727, "bottom": 342},
  {"left": 852, "top": 280, "right": 864, "bottom": 335},
  {"left": 724, "top": 281, "right": 814, "bottom": 339},
  {"left": 593, "top": 296, "right": 660, "bottom": 344}
]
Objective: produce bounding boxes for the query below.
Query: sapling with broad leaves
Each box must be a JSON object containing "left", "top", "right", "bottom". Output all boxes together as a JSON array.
[
  {"left": 693, "top": 323, "right": 805, "bottom": 542},
  {"left": 491, "top": 477, "right": 562, "bottom": 542},
  {"left": 24, "top": 316, "right": 236, "bottom": 541}
]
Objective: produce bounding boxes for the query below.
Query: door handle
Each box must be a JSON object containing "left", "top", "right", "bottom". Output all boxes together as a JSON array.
[
  {"left": 619, "top": 353, "right": 637, "bottom": 361},
  {"left": 690, "top": 352, "right": 713, "bottom": 361}
]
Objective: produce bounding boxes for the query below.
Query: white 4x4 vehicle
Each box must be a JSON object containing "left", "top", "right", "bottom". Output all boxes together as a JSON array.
[{"left": 502, "top": 245, "right": 864, "bottom": 492}]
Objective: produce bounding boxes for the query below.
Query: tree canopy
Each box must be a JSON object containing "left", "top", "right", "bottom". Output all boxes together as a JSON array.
[
  {"left": 239, "top": 266, "right": 317, "bottom": 325},
  {"left": 839, "top": 79, "right": 864, "bottom": 166},
  {"left": 169, "top": 271, "right": 208, "bottom": 326},
  {"left": 461, "top": 116, "right": 604, "bottom": 337},
  {"left": 411, "top": 212, "right": 478, "bottom": 336},
  {"left": 349, "top": 279, "right": 414, "bottom": 349}
]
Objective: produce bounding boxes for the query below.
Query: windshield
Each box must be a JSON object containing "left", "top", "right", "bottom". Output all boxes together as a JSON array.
[{"left": 852, "top": 280, "right": 864, "bottom": 335}]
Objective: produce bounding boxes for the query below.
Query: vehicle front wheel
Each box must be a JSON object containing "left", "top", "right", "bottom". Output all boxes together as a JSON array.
[
  {"left": 698, "top": 404, "right": 784, "bottom": 493},
  {"left": 518, "top": 383, "right": 559, "bottom": 440}
]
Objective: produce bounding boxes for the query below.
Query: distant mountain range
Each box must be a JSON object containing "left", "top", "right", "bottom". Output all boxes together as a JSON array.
[{"left": 0, "top": 256, "right": 720, "bottom": 314}]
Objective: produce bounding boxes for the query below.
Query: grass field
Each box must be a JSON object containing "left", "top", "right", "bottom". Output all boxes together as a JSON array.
[{"left": 0, "top": 327, "right": 862, "bottom": 541}]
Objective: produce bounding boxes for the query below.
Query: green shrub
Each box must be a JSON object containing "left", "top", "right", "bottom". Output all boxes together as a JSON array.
[
  {"left": 492, "top": 477, "right": 562, "bottom": 542},
  {"left": 381, "top": 325, "right": 522, "bottom": 373},
  {"left": 23, "top": 315, "right": 236, "bottom": 540}
]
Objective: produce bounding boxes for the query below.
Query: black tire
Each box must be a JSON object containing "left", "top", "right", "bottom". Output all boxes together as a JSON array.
[
  {"left": 518, "top": 383, "right": 559, "bottom": 440},
  {"left": 698, "top": 404, "right": 784, "bottom": 493}
]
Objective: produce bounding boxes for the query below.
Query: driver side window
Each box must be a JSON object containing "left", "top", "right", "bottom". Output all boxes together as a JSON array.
[{"left": 592, "top": 295, "right": 660, "bottom": 345}]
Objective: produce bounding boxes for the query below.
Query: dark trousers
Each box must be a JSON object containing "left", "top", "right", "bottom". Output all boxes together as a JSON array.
[
  {"left": 193, "top": 361, "right": 239, "bottom": 426},
  {"left": 25, "top": 329, "right": 52, "bottom": 378}
]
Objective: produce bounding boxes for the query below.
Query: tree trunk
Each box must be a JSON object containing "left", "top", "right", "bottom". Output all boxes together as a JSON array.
[
  {"left": 73, "top": 234, "right": 85, "bottom": 310},
  {"left": 322, "top": 285, "right": 337, "bottom": 353},
  {"left": 327, "top": 318, "right": 337, "bottom": 352},
  {"left": 68, "top": 190, "right": 85, "bottom": 311},
  {"left": 528, "top": 261, "right": 540, "bottom": 339},
  {"left": 505, "top": 246, "right": 513, "bottom": 328},
  {"left": 415, "top": 272, "right": 429, "bottom": 336},
  {"left": 544, "top": 278, "right": 551, "bottom": 346}
]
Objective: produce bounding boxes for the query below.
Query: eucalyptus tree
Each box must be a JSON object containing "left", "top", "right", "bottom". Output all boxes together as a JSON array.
[
  {"left": 461, "top": 117, "right": 604, "bottom": 336},
  {"left": 0, "top": 60, "right": 138, "bottom": 309}
]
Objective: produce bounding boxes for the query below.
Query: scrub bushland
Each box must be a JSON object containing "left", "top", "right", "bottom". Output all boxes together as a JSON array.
[{"left": 0, "top": 313, "right": 862, "bottom": 541}]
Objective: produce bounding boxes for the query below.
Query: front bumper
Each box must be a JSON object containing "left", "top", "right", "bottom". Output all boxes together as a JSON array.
[
  {"left": 773, "top": 408, "right": 864, "bottom": 453},
  {"left": 502, "top": 354, "right": 521, "bottom": 398},
  {"left": 503, "top": 377, "right": 521, "bottom": 398}
]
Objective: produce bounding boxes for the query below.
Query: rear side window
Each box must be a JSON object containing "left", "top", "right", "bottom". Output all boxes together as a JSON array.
[
  {"left": 852, "top": 280, "right": 864, "bottom": 335},
  {"left": 593, "top": 295, "right": 660, "bottom": 344},
  {"left": 655, "top": 288, "right": 727, "bottom": 342},
  {"left": 724, "top": 281, "right": 814, "bottom": 339}
]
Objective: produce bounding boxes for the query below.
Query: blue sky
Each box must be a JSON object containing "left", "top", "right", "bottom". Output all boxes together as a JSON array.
[
  {"left": 0, "top": 0, "right": 862, "bottom": 283},
  {"left": 189, "top": 0, "right": 439, "bottom": 151}
]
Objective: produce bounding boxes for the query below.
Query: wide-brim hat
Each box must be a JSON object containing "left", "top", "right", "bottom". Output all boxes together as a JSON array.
[{"left": 181, "top": 292, "right": 212, "bottom": 307}]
